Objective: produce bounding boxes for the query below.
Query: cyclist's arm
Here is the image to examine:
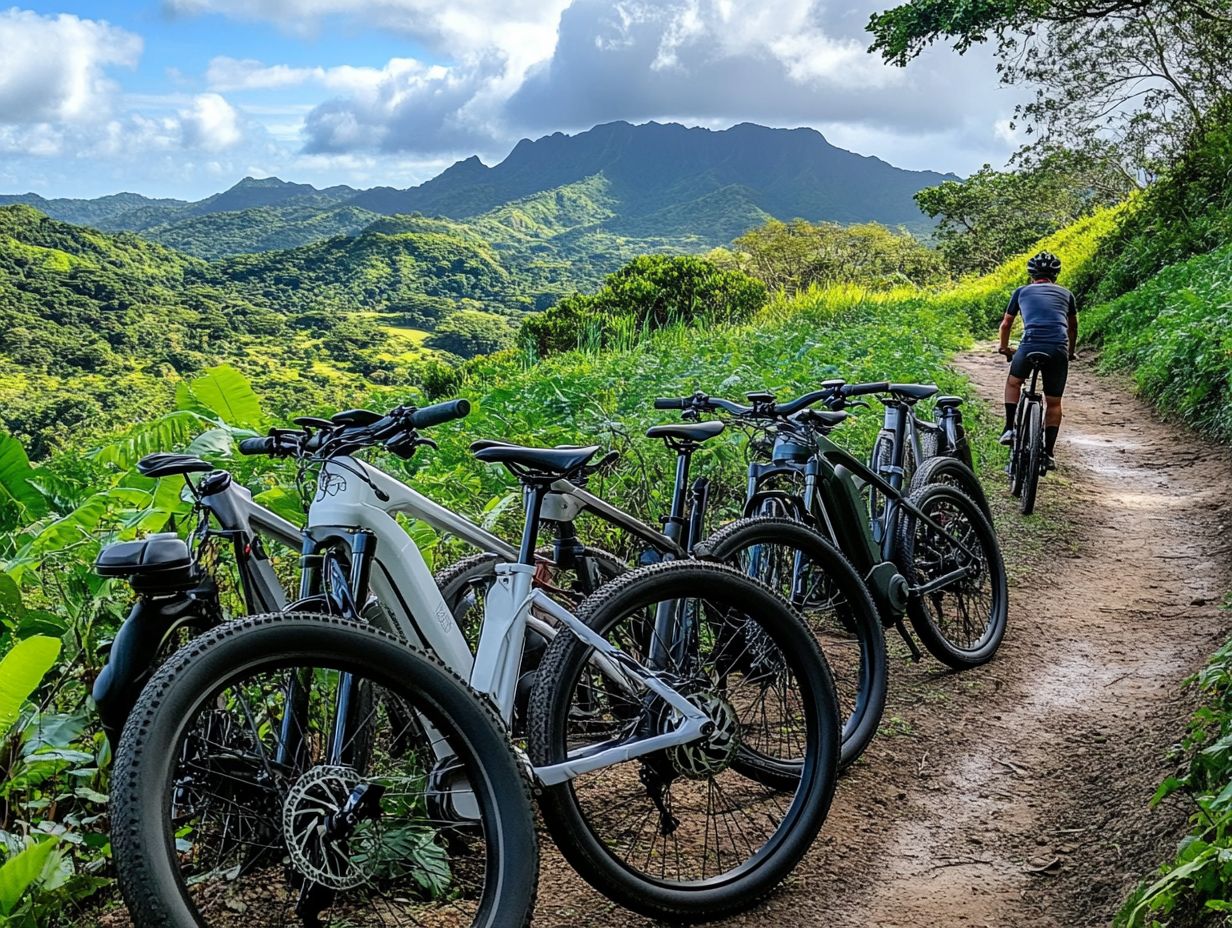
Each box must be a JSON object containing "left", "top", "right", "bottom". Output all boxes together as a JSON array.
[
  {"left": 1067, "top": 291, "right": 1078, "bottom": 359},
  {"left": 998, "top": 312, "right": 1016, "bottom": 356}
]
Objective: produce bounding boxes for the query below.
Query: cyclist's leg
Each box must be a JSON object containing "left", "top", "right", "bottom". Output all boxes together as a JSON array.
[
  {"left": 1041, "top": 346, "right": 1070, "bottom": 466},
  {"left": 1003, "top": 349, "right": 1029, "bottom": 444}
]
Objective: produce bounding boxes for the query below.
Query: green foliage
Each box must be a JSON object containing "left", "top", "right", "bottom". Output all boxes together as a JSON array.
[
  {"left": 1117, "top": 636, "right": 1232, "bottom": 927},
  {"left": 916, "top": 152, "right": 1134, "bottom": 276},
  {"left": 424, "top": 311, "right": 517, "bottom": 359},
  {"left": 1085, "top": 115, "right": 1232, "bottom": 306},
  {"left": 0, "top": 839, "right": 59, "bottom": 917},
  {"left": 0, "top": 637, "right": 60, "bottom": 733},
  {"left": 1084, "top": 242, "right": 1232, "bottom": 440},
  {"left": 728, "top": 219, "right": 946, "bottom": 292},
  {"left": 931, "top": 205, "right": 1124, "bottom": 330},
  {"left": 519, "top": 255, "right": 768, "bottom": 358}
]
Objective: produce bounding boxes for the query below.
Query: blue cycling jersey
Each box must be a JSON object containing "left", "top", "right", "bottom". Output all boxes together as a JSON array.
[{"left": 1006, "top": 282, "right": 1078, "bottom": 346}]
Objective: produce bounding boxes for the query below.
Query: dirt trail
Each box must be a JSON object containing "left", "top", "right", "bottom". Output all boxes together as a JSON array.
[{"left": 537, "top": 349, "right": 1232, "bottom": 927}]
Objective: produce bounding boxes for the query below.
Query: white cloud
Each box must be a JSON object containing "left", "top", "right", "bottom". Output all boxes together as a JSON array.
[
  {"left": 301, "top": 57, "right": 500, "bottom": 154},
  {"left": 0, "top": 9, "right": 141, "bottom": 125},
  {"left": 178, "top": 93, "right": 243, "bottom": 151}
]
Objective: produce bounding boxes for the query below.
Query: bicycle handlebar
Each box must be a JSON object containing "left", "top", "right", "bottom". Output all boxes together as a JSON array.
[
  {"left": 655, "top": 380, "right": 901, "bottom": 423},
  {"left": 239, "top": 398, "right": 472, "bottom": 461},
  {"left": 408, "top": 398, "right": 471, "bottom": 430}
]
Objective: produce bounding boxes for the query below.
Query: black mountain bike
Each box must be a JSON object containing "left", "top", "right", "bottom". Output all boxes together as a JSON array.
[
  {"left": 1007, "top": 350, "right": 1049, "bottom": 516},
  {"left": 441, "top": 418, "right": 888, "bottom": 768},
  {"left": 860, "top": 383, "right": 990, "bottom": 542},
  {"left": 657, "top": 386, "right": 1009, "bottom": 670}
]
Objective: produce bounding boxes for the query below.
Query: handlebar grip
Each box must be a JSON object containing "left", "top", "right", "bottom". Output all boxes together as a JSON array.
[
  {"left": 653, "top": 398, "right": 686, "bottom": 409},
  {"left": 238, "top": 436, "right": 275, "bottom": 456},
  {"left": 409, "top": 398, "right": 471, "bottom": 430}
]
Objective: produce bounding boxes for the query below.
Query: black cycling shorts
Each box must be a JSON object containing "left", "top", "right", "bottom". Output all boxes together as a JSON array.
[{"left": 1010, "top": 343, "right": 1070, "bottom": 397}]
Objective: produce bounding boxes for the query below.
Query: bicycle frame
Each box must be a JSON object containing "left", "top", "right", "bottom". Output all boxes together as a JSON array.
[
  {"left": 747, "top": 424, "right": 983, "bottom": 629},
  {"left": 306, "top": 457, "right": 709, "bottom": 786}
]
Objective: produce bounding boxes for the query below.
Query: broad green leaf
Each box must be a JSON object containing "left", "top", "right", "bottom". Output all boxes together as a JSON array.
[
  {"left": 185, "top": 428, "right": 235, "bottom": 458},
  {"left": 0, "top": 838, "right": 58, "bottom": 915},
  {"left": 0, "top": 636, "right": 60, "bottom": 733},
  {"left": 0, "top": 572, "right": 25, "bottom": 621},
  {"left": 252, "top": 487, "right": 305, "bottom": 524},
  {"left": 188, "top": 365, "right": 264, "bottom": 431},
  {"left": 0, "top": 433, "right": 46, "bottom": 520},
  {"left": 89, "top": 411, "right": 209, "bottom": 470}
]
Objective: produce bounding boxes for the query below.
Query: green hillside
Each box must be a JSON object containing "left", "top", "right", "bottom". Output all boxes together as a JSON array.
[{"left": 0, "top": 205, "right": 446, "bottom": 455}]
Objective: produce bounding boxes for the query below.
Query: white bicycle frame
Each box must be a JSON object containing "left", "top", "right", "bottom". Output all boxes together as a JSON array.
[{"left": 309, "top": 457, "right": 708, "bottom": 786}]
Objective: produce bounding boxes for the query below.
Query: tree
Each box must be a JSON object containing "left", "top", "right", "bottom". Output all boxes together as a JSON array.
[
  {"left": 867, "top": 0, "right": 1232, "bottom": 166},
  {"left": 914, "top": 148, "right": 1135, "bottom": 274},
  {"left": 425, "top": 310, "right": 517, "bottom": 359},
  {"left": 518, "top": 255, "right": 768, "bottom": 358},
  {"left": 731, "top": 220, "right": 947, "bottom": 291}
]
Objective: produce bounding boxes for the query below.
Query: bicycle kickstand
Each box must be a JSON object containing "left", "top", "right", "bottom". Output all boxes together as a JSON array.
[{"left": 893, "top": 619, "right": 923, "bottom": 662}]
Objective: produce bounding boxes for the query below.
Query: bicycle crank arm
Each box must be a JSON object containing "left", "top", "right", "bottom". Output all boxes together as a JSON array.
[
  {"left": 910, "top": 565, "right": 975, "bottom": 596},
  {"left": 533, "top": 715, "right": 711, "bottom": 786}
]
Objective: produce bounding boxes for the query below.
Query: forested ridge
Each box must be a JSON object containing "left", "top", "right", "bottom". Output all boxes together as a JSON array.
[{"left": 3, "top": 0, "right": 1232, "bottom": 920}]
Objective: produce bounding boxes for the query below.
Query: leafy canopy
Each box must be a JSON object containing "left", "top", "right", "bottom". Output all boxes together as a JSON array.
[{"left": 518, "top": 254, "right": 768, "bottom": 358}]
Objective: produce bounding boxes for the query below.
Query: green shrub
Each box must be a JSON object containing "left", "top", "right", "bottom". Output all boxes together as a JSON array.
[
  {"left": 424, "top": 310, "right": 517, "bottom": 359},
  {"left": 518, "top": 254, "right": 768, "bottom": 358},
  {"left": 1118, "top": 635, "right": 1232, "bottom": 927},
  {"left": 1084, "top": 242, "right": 1232, "bottom": 439}
]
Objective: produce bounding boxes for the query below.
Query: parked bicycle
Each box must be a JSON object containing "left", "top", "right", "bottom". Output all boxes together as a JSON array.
[
  {"left": 107, "top": 400, "right": 844, "bottom": 925},
  {"left": 443, "top": 417, "right": 887, "bottom": 768},
  {"left": 656, "top": 386, "right": 1008, "bottom": 669}
]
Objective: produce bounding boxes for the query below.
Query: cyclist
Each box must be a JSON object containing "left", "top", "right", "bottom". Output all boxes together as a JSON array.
[{"left": 997, "top": 251, "right": 1077, "bottom": 471}]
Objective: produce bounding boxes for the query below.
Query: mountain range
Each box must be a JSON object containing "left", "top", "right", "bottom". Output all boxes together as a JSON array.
[{"left": 1, "top": 121, "right": 956, "bottom": 261}]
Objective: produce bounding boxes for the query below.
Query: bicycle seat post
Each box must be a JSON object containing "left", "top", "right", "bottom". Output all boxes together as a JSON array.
[{"left": 663, "top": 438, "right": 696, "bottom": 550}]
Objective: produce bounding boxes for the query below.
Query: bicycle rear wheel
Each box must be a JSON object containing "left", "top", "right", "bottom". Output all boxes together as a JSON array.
[
  {"left": 909, "top": 455, "right": 993, "bottom": 523},
  {"left": 527, "top": 561, "right": 839, "bottom": 922},
  {"left": 1020, "top": 402, "right": 1044, "bottom": 516},
  {"left": 701, "top": 516, "right": 886, "bottom": 769},
  {"left": 111, "top": 613, "right": 539, "bottom": 928},
  {"left": 895, "top": 485, "right": 1008, "bottom": 669}
]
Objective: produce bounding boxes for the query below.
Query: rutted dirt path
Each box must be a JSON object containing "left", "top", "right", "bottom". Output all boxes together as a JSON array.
[{"left": 537, "top": 349, "right": 1232, "bottom": 927}]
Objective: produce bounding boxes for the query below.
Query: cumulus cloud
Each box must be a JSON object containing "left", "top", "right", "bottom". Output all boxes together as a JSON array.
[
  {"left": 206, "top": 56, "right": 398, "bottom": 95},
  {"left": 508, "top": 0, "right": 1009, "bottom": 136},
  {"left": 301, "top": 57, "right": 501, "bottom": 154},
  {"left": 166, "top": 0, "right": 568, "bottom": 66},
  {"left": 178, "top": 93, "right": 243, "bottom": 151},
  {"left": 0, "top": 9, "right": 141, "bottom": 125},
  {"left": 197, "top": 0, "right": 1019, "bottom": 171}
]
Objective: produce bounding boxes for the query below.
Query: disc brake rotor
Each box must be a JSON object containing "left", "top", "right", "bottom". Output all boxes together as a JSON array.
[
  {"left": 669, "top": 690, "right": 741, "bottom": 779},
  {"left": 282, "top": 765, "right": 382, "bottom": 890}
]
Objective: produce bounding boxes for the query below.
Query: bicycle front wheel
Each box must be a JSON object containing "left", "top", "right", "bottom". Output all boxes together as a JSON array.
[
  {"left": 701, "top": 516, "right": 887, "bottom": 769},
  {"left": 1020, "top": 402, "right": 1044, "bottom": 516},
  {"left": 527, "top": 561, "right": 840, "bottom": 921},
  {"left": 111, "top": 613, "right": 539, "bottom": 928},
  {"left": 895, "top": 484, "right": 1008, "bottom": 669}
]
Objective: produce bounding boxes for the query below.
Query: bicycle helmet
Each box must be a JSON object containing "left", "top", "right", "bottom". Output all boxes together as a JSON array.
[{"left": 1027, "top": 251, "right": 1062, "bottom": 279}]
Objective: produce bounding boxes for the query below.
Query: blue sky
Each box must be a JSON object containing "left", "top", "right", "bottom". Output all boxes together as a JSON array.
[{"left": 0, "top": 1, "right": 1025, "bottom": 199}]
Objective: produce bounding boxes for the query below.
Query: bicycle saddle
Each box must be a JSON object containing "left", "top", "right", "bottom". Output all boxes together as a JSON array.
[
  {"left": 644, "top": 420, "right": 725, "bottom": 443},
  {"left": 137, "top": 453, "right": 213, "bottom": 479},
  {"left": 331, "top": 408, "right": 383, "bottom": 427},
  {"left": 1026, "top": 351, "right": 1052, "bottom": 364},
  {"left": 935, "top": 395, "right": 963, "bottom": 408},
  {"left": 888, "top": 384, "right": 940, "bottom": 401},
  {"left": 472, "top": 442, "right": 601, "bottom": 478},
  {"left": 797, "top": 409, "right": 850, "bottom": 429}
]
